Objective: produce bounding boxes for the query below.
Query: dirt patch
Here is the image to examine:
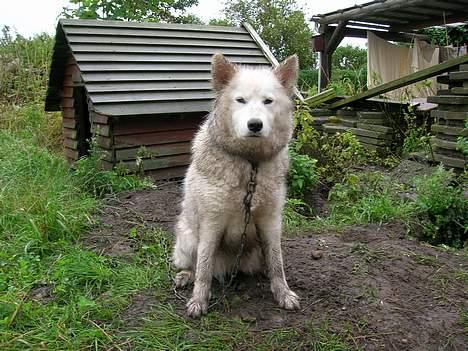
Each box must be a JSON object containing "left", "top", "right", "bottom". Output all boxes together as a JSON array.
[
  {"left": 86, "top": 185, "right": 467, "bottom": 350},
  {"left": 303, "top": 183, "right": 330, "bottom": 217},
  {"left": 82, "top": 181, "right": 182, "bottom": 258},
  {"left": 29, "top": 284, "right": 54, "bottom": 304},
  {"left": 389, "top": 159, "right": 437, "bottom": 185},
  {"left": 120, "top": 292, "right": 160, "bottom": 328}
]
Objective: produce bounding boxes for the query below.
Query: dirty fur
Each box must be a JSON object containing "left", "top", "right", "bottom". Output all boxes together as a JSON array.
[{"left": 172, "top": 53, "right": 300, "bottom": 318}]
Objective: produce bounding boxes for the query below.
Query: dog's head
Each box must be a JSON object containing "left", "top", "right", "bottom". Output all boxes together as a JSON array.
[{"left": 209, "top": 53, "right": 298, "bottom": 161}]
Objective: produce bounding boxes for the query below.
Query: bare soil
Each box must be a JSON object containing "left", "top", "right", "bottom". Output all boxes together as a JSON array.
[{"left": 83, "top": 182, "right": 467, "bottom": 351}]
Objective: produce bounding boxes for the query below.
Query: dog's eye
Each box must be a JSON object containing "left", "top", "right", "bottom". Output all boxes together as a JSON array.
[
  {"left": 235, "top": 97, "right": 246, "bottom": 104},
  {"left": 264, "top": 98, "right": 273, "bottom": 105}
]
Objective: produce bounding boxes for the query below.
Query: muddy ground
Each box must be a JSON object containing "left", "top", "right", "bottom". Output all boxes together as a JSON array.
[{"left": 84, "top": 181, "right": 467, "bottom": 351}]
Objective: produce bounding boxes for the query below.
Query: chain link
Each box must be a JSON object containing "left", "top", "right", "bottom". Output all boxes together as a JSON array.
[
  {"left": 209, "top": 162, "right": 258, "bottom": 307},
  {"left": 173, "top": 162, "right": 258, "bottom": 308}
]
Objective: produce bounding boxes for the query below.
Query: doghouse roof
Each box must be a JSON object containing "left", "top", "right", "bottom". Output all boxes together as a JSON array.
[{"left": 45, "top": 19, "right": 273, "bottom": 117}]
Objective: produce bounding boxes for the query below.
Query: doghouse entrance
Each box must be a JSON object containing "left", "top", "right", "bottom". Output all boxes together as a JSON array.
[{"left": 74, "top": 87, "right": 91, "bottom": 157}]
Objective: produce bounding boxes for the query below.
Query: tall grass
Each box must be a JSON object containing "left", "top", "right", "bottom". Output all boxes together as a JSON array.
[{"left": 0, "top": 26, "right": 53, "bottom": 104}]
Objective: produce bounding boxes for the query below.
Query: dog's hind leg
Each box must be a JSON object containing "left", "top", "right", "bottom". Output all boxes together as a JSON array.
[{"left": 256, "top": 212, "right": 300, "bottom": 310}]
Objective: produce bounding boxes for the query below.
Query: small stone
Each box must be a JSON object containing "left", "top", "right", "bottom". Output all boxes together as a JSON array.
[
  {"left": 401, "top": 339, "right": 408, "bottom": 344},
  {"left": 311, "top": 250, "right": 323, "bottom": 260},
  {"left": 240, "top": 312, "right": 256, "bottom": 323},
  {"left": 241, "top": 294, "right": 251, "bottom": 301}
]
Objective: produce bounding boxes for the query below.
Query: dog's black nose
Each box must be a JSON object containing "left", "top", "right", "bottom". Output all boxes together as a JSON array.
[{"left": 247, "top": 119, "right": 263, "bottom": 133}]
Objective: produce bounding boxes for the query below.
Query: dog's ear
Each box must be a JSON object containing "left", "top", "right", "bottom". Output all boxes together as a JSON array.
[
  {"left": 274, "top": 55, "right": 299, "bottom": 95},
  {"left": 212, "top": 53, "right": 237, "bottom": 92}
]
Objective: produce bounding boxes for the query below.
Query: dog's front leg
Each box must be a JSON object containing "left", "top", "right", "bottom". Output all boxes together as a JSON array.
[
  {"left": 257, "top": 213, "right": 300, "bottom": 310},
  {"left": 186, "top": 217, "right": 222, "bottom": 318}
]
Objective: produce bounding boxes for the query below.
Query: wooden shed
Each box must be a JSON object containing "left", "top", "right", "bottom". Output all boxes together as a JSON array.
[{"left": 45, "top": 19, "right": 274, "bottom": 179}]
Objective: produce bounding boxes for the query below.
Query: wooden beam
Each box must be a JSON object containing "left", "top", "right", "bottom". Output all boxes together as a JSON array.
[
  {"left": 391, "top": 13, "right": 468, "bottom": 32},
  {"left": 344, "top": 28, "right": 428, "bottom": 43},
  {"left": 425, "top": 1, "right": 467, "bottom": 11},
  {"left": 318, "top": 24, "right": 332, "bottom": 91},
  {"left": 327, "top": 55, "right": 468, "bottom": 110},
  {"left": 404, "top": 7, "right": 453, "bottom": 16},
  {"left": 313, "top": 0, "right": 425, "bottom": 25},
  {"left": 326, "top": 20, "right": 347, "bottom": 54}
]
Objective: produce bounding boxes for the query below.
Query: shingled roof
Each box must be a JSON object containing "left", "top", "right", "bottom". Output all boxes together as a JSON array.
[{"left": 45, "top": 19, "right": 272, "bottom": 116}]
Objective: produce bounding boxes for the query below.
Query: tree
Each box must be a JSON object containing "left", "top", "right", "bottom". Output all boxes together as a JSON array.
[
  {"left": 332, "top": 45, "right": 367, "bottom": 72},
  {"left": 223, "top": 0, "right": 314, "bottom": 68},
  {"left": 63, "top": 0, "right": 201, "bottom": 23}
]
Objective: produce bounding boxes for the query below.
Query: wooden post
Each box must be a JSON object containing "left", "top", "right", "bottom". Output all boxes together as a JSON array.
[
  {"left": 319, "top": 22, "right": 346, "bottom": 91},
  {"left": 319, "top": 24, "right": 332, "bottom": 91}
]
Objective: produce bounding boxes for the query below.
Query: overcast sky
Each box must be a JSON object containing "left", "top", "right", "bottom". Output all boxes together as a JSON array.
[{"left": 0, "top": 0, "right": 368, "bottom": 46}]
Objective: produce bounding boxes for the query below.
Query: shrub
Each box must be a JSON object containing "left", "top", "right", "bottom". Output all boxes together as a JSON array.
[
  {"left": 316, "top": 131, "right": 370, "bottom": 185},
  {"left": 413, "top": 167, "right": 467, "bottom": 248},
  {"left": 293, "top": 101, "right": 320, "bottom": 153},
  {"left": 288, "top": 147, "right": 318, "bottom": 199},
  {"left": 401, "top": 107, "right": 432, "bottom": 156}
]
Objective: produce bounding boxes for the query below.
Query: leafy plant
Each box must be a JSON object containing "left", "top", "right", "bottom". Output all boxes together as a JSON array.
[
  {"left": 293, "top": 101, "right": 320, "bottom": 153},
  {"left": 74, "top": 139, "right": 152, "bottom": 198},
  {"left": 413, "top": 167, "right": 467, "bottom": 248},
  {"left": 288, "top": 147, "right": 318, "bottom": 198},
  {"left": 401, "top": 106, "right": 432, "bottom": 156},
  {"left": 316, "top": 131, "right": 370, "bottom": 185},
  {"left": 456, "top": 120, "right": 468, "bottom": 156}
]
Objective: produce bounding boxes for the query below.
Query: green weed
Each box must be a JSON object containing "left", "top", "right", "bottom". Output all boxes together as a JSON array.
[
  {"left": 412, "top": 166, "right": 467, "bottom": 248},
  {"left": 288, "top": 147, "right": 318, "bottom": 198},
  {"left": 74, "top": 140, "right": 153, "bottom": 198},
  {"left": 327, "top": 172, "right": 414, "bottom": 225}
]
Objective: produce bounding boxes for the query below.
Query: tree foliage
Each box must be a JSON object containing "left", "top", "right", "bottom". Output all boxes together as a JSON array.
[
  {"left": 223, "top": 0, "right": 314, "bottom": 68},
  {"left": 63, "top": 0, "right": 201, "bottom": 23},
  {"left": 332, "top": 45, "right": 367, "bottom": 71},
  {"left": 421, "top": 24, "right": 468, "bottom": 47}
]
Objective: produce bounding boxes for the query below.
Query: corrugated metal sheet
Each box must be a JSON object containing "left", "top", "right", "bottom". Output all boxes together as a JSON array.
[{"left": 45, "top": 19, "right": 272, "bottom": 116}]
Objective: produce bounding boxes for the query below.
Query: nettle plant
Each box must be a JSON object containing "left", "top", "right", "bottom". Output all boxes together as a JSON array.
[{"left": 288, "top": 147, "right": 318, "bottom": 199}]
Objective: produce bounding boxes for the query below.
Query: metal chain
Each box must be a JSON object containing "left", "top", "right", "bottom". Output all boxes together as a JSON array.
[
  {"left": 172, "top": 162, "right": 259, "bottom": 307},
  {"left": 209, "top": 161, "right": 258, "bottom": 308}
]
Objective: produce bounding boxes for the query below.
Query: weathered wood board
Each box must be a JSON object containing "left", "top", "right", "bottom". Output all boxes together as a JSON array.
[
  {"left": 327, "top": 55, "right": 468, "bottom": 110},
  {"left": 350, "top": 128, "right": 394, "bottom": 141}
]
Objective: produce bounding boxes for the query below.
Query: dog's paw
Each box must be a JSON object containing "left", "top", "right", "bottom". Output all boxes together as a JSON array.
[
  {"left": 175, "top": 270, "right": 193, "bottom": 288},
  {"left": 276, "top": 289, "right": 300, "bottom": 310},
  {"left": 186, "top": 297, "right": 208, "bottom": 318}
]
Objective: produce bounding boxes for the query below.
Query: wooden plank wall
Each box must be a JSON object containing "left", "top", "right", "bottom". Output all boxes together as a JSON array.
[
  {"left": 102, "top": 113, "right": 204, "bottom": 179},
  {"left": 62, "top": 56, "right": 80, "bottom": 163}
]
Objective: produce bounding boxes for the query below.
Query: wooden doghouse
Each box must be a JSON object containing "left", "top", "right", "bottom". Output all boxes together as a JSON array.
[{"left": 45, "top": 19, "right": 274, "bottom": 179}]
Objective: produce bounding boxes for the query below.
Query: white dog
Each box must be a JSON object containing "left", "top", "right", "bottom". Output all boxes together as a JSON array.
[{"left": 172, "top": 53, "right": 300, "bottom": 318}]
